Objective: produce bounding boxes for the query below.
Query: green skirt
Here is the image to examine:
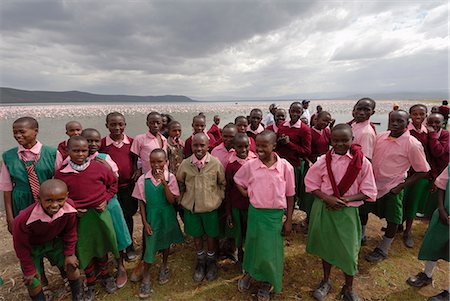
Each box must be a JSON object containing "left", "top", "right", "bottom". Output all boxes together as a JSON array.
[
  {"left": 403, "top": 179, "right": 431, "bottom": 219},
  {"left": 420, "top": 190, "right": 439, "bottom": 217},
  {"left": 77, "top": 208, "right": 119, "bottom": 269},
  {"left": 418, "top": 208, "right": 449, "bottom": 262},
  {"left": 143, "top": 204, "right": 184, "bottom": 263},
  {"left": 224, "top": 208, "right": 248, "bottom": 247},
  {"left": 306, "top": 199, "right": 361, "bottom": 276},
  {"left": 107, "top": 196, "right": 132, "bottom": 252},
  {"left": 243, "top": 205, "right": 284, "bottom": 293}
]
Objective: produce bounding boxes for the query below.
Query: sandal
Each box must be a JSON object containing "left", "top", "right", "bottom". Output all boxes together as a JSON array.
[
  {"left": 139, "top": 281, "right": 152, "bottom": 299},
  {"left": 237, "top": 273, "right": 251, "bottom": 292},
  {"left": 257, "top": 282, "right": 273, "bottom": 301},
  {"left": 158, "top": 266, "right": 170, "bottom": 285}
]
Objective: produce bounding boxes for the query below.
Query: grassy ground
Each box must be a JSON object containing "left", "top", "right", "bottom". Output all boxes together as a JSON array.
[{"left": 0, "top": 211, "right": 448, "bottom": 301}]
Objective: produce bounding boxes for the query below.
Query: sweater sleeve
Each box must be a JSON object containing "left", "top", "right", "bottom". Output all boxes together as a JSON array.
[
  {"left": 287, "top": 127, "right": 312, "bottom": 158},
  {"left": 217, "top": 162, "right": 226, "bottom": 200},
  {"left": 104, "top": 168, "right": 118, "bottom": 202},
  {"left": 13, "top": 215, "right": 37, "bottom": 277},
  {"left": 62, "top": 213, "right": 78, "bottom": 256},
  {"left": 428, "top": 130, "right": 449, "bottom": 158}
]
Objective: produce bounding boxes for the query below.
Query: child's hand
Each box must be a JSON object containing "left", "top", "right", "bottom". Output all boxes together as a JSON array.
[
  {"left": 76, "top": 208, "right": 87, "bottom": 217},
  {"left": 132, "top": 169, "right": 143, "bottom": 182},
  {"left": 144, "top": 222, "right": 153, "bottom": 236},
  {"left": 64, "top": 255, "right": 79, "bottom": 270},
  {"left": 324, "top": 196, "right": 346, "bottom": 210},
  {"left": 96, "top": 201, "right": 107, "bottom": 212},
  {"left": 23, "top": 273, "right": 38, "bottom": 287},
  {"left": 429, "top": 184, "right": 437, "bottom": 193},
  {"left": 390, "top": 186, "right": 402, "bottom": 195},
  {"left": 154, "top": 169, "right": 166, "bottom": 185},
  {"left": 6, "top": 217, "right": 14, "bottom": 234},
  {"left": 426, "top": 125, "right": 435, "bottom": 133},
  {"left": 277, "top": 135, "right": 288, "bottom": 145},
  {"left": 226, "top": 215, "right": 234, "bottom": 228},
  {"left": 438, "top": 208, "right": 450, "bottom": 226},
  {"left": 282, "top": 220, "right": 292, "bottom": 236}
]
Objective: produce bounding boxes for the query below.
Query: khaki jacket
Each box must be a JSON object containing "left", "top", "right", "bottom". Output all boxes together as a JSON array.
[{"left": 176, "top": 154, "right": 226, "bottom": 213}]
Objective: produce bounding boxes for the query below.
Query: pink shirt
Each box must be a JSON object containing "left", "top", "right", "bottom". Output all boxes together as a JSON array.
[
  {"left": 407, "top": 123, "right": 427, "bottom": 134},
  {"left": 132, "top": 169, "right": 180, "bottom": 202},
  {"left": 351, "top": 120, "right": 376, "bottom": 159},
  {"left": 372, "top": 131, "right": 430, "bottom": 198},
  {"left": 281, "top": 119, "right": 302, "bottom": 129},
  {"left": 247, "top": 124, "right": 264, "bottom": 135},
  {"left": 191, "top": 153, "right": 209, "bottom": 170},
  {"left": 304, "top": 151, "right": 377, "bottom": 207},
  {"left": 26, "top": 201, "right": 77, "bottom": 225},
  {"left": 228, "top": 151, "right": 257, "bottom": 165},
  {"left": 211, "top": 143, "right": 235, "bottom": 169},
  {"left": 105, "top": 134, "right": 131, "bottom": 149},
  {"left": 434, "top": 166, "right": 448, "bottom": 190},
  {"left": 131, "top": 131, "right": 167, "bottom": 174},
  {"left": 0, "top": 142, "right": 63, "bottom": 191},
  {"left": 233, "top": 153, "right": 295, "bottom": 209}
]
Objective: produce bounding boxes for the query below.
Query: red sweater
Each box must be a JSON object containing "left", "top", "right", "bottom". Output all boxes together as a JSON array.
[
  {"left": 100, "top": 136, "right": 135, "bottom": 187},
  {"left": 428, "top": 130, "right": 449, "bottom": 178},
  {"left": 55, "top": 161, "right": 118, "bottom": 209},
  {"left": 57, "top": 140, "right": 69, "bottom": 160},
  {"left": 309, "top": 128, "right": 331, "bottom": 163},
  {"left": 208, "top": 124, "right": 222, "bottom": 142},
  {"left": 13, "top": 201, "right": 77, "bottom": 277},
  {"left": 276, "top": 123, "right": 312, "bottom": 167},
  {"left": 184, "top": 133, "right": 217, "bottom": 158},
  {"left": 225, "top": 161, "right": 250, "bottom": 214}
]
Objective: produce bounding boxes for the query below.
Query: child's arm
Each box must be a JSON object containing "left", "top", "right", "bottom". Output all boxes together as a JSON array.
[
  {"left": 340, "top": 193, "right": 368, "bottom": 203},
  {"left": 12, "top": 217, "right": 38, "bottom": 280},
  {"left": 235, "top": 184, "right": 248, "bottom": 198},
  {"left": 428, "top": 130, "right": 449, "bottom": 158},
  {"left": 279, "top": 129, "right": 312, "bottom": 158},
  {"left": 437, "top": 188, "right": 449, "bottom": 225},
  {"left": 176, "top": 161, "right": 187, "bottom": 197},
  {"left": 62, "top": 213, "right": 79, "bottom": 270},
  {"left": 312, "top": 189, "right": 346, "bottom": 210},
  {"left": 4, "top": 191, "right": 13, "bottom": 233},
  {"left": 139, "top": 200, "right": 152, "bottom": 236},
  {"left": 390, "top": 172, "right": 427, "bottom": 194},
  {"left": 217, "top": 164, "right": 226, "bottom": 197},
  {"left": 282, "top": 195, "right": 294, "bottom": 235},
  {"left": 154, "top": 170, "right": 175, "bottom": 204}
]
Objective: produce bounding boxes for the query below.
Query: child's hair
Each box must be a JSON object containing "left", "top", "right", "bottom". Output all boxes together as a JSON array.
[
  {"left": 150, "top": 148, "right": 167, "bottom": 158},
  {"left": 291, "top": 101, "right": 302, "bottom": 107},
  {"left": 355, "top": 97, "right": 376, "bottom": 109},
  {"left": 193, "top": 115, "right": 206, "bottom": 123},
  {"left": 67, "top": 136, "right": 88, "bottom": 149},
  {"left": 222, "top": 123, "right": 237, "bottom": 131},
  {"left": 167, "top": 120, "right": 181, "bottom": 130},
  {"left": 65, "top": 121, "right": 81, "bottom": 130},
  {"left": 234, "top": 133, "right": 249, "bottom": 143},
  {"left": 257, "top": 130, "right": 277, "bottom": 144},
  {"left": 162, "top": 113, "right": 174, "bottom": 123},
  {"left": 317, "top": 111, "right": 331, "bottom": 119},
  {"left": 331, "top": 123, "right": 352, "bottom": 133},
  {"left": 250, "top": 108, "right": 262, "bottom": 115},
  {"left": 443, "top": 100, "right": 448, "bottom": 105},
  {"left": 106, "top": 111, "right": 125, "bottom": 123},
  {"left": 147, "top": 111, "right": 161, "bottom": 121},
  {"left": 234, "top": 116, "right": 247, "bottom": 123},
  {"left": 81, "top": 128, "right": 101, "bottom": 137},
  {"left": 409, "top": 104, "right": 428, "bottom": 113},
  {"left": 13, "top": 116, "right": 39, "bottom": 129}
]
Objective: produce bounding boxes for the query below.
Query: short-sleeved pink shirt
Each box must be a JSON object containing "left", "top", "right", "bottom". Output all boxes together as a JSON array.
[
  {"left": 130, "top": 132, "right": 167, "bottom": 174},
  {"left": 211, "top": 143, "right": 235, "bottom": 169},
  {"left": 132, "top": 169, "right": 180, "bottom": 202},
  {"left": 434, "top": 166, "right": 448, "bottom": 190},
  {"left": 351, "top": 120, "right": 376, "bottom": 159}
]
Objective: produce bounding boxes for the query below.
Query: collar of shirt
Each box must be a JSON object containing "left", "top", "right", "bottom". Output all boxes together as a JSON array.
[
  {"left": 229, "top": 151, "right": 257, "bottom": 165},
  {"left": 17, "top": 141, "right": 42, "bottom": 158},
  {"left": 407, "top": 123, "right": 427, "bottom": 134},
  {"left": 59, "top": 159, "right": 91, "bottom": 173},
  {"left": 26, "top": 202, "right": 77, "bottom": 225},
  {"left": 191, "top": 153, "right": 210, "bottom": 169},
  {"left": 105, "top": 134, "right": 130, "bottom": 147},
  {"left": 255, "top": 153, "right": 284, "bottom": 171},
  {"left": 89, "top": 152, "right": 99, "bottom": 161},
  {"left": 384, "top": 129, "right": 411, "bottom": 145},
  {"left": 331, "top": 149, "right": 353, "bottom": 160},
  {"left": 215, "top": 142, "right": 234, "bottom": 153},
  {"left": 247, "top": 124, "right": 264, "bottom": 135},
  {"left": 282, "top": 119, "right": 302, "bottom": 129},
  {"left": 312, "top": 127, "right": 323, "bottom": 134},
  {"left": 144, "top": 168, "right": 169, "bottom": 186}
]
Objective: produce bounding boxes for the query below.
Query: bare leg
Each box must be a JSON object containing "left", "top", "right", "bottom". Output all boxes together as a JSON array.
[
  {"left": 344, "top": 273, "right": 354, "bottom": 290},
  {"left": 322, "top": 260, "right": 332, "bottom": 282}
]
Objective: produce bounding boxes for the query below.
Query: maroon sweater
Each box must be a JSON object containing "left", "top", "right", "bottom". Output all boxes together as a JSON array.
[
  {"left": 276, "top": 123, "right": 312, "bottom": 167},
  {"left": 428, "top": 129, "right": 449, "bottom": 178},
  {"left": 408, "top": 129, "right": 430, "bottom": 176},
  {"left": 55, "top": 161, "right": 118, "bottom": 209},
  {"left": 309, "top": 128, "right": 331, "bottom": 163},
  {"left": 13, "top": 200, "right": 77, "bottom": 277},
  {"left": 225, "top": 160, "right": 250, "bottom": 214},
  {"left": 100, "top": 136, "right": 135, "bottom": 187},
  {"left": 57, "top": 140, "right": 69, "bottom": 160},
  {"left": 184, "top": 133, "right": 217, "bottom": 158},
  {"left": 208, "top": 124, "right": 222, "bottom": 142}
]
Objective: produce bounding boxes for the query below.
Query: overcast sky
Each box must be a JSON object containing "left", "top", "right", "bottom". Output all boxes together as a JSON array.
[{"left": 1, "top": 1, "right": 448, "bottom": 99}]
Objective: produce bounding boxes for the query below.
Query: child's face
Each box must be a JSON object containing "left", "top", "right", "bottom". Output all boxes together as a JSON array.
[
  {"left": 235, "top": 119, "right": 248, "bottom": 133},
  {"left": 388, "top": 111, "right": 408, "bottom": 137},
  {"left": 83, "top": 131, "right": 102, "bottom": 155},
  {"left": 289, "top": 103, "right": 303, "bottom": 123},
  {"left": 13, "top": 121, "right": 38, "bottom": 147},
  {"left": 214, "top": 116, "right": 220, "bottom": 125},
  {"left": 353, "top": 100, "right": 374, "bottom": 122},
  {"left": 150, "top": 152, "right": 167, "bottom": 173},
  {"left": 409, "top": 107, "right": 427, "bottom": 126},
  {"left": 192, "top": 135, "right": 209, "bottom": 159},
  {"left": 234, "top": 138, "right": 250, "bottom": 159},
  {"left": 274, "top": 110, "right": 286, "bottom": 126},
  {"left": 427, "top": 115, "right": 443, "bottom": 132},
  {"left": 249, "top": 111, "right": 262, "bottom": 128},
  {"left": 106, "top": 116, "right": 126, "bottom": 137},
  {"left": 315, "top": 114, "right": 332, "bottom": 130},
  {"left": 192, "top": 118, "right": 206, "bottom": 134},
  {"left": 40, "top": 186, "right": 67, "bottom": 217},
  {"left": 161, "top": 116, "right": 169, "bottom": 128},
  {"left": 331, "top": 128, "right": 353, "bottom": 155},
  {"left": 66, "top": 123, "right": 82, "bottom": 137},
  {"left": 147, "top": 115, "right": 162, "bottom": 135},
  {"left": 68, "top": 140, "right": 89, "bottom": 165},
  {"left": 222, "top": 127, "right": 237, "bottom": 150},
  {"left": 169, "top": 124, "right": 182, "bottom": 139},
  {"left": 255, "top": 135, "right": 275, "bottom": 162}
]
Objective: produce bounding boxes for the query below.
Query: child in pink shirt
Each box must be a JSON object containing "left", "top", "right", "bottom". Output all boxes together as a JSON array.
[
  {"left": 234, "top": 130, "right": 295, "bottom": 300},
  {"left": 57, "top": 121, "right": 83, "bottom": 160},
  {"left": 349, "top": 98, "right": 377, "bottom": 160},
  {"left": 235, "top": 116, "right": 256, "bottom": 152},
  {"left": 305, "top": 124, "right": 377, "bottom": 301},
  {"left": 361, "top": 110, "right": 430, "bottom": 263},
  {"left": 211, "top": 123, "right": 237, "bottom": 169}
]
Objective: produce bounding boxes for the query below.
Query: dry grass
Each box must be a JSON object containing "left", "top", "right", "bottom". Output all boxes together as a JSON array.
[{"left": 0, "top": 211, "right": 448, "bottom": 301}]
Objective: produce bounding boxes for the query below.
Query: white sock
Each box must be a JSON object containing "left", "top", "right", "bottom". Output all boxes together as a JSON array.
[
  {"left": 424, "top": 261, "right": 437, "bottom": 278},
  {"left": 361, "top": 225, "right": 367, "bottom": 239},
  {"left": 378, "top": 236, "right": 394, "bottom": 254}
]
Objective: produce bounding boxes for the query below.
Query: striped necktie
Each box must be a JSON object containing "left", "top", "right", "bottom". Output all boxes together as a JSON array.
[{"left": 21, "top": 155, "right": 41, "bottom": 203}]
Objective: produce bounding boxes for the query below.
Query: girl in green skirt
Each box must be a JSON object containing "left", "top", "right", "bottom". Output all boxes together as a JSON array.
[
  {"left": 133, "top": 149, "right": 184, "bottom": 299},
  {"left": 304, "top": 124, "right": 377, "bottom": 301}
]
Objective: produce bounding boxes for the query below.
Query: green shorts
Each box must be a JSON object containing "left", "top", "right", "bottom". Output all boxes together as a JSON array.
[
  {"left": 183, "top": 209, "right": 219, "bottom": 238},
  {"left": 361, "top": 190, "right": 404, "bottom": 225}
]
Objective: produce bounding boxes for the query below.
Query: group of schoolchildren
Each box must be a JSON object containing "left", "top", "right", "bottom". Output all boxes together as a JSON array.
[{"left": 0, "top": 98, "right": 448, "bottom": 301}]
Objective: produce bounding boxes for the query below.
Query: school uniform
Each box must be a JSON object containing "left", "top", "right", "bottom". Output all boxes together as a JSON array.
[
  {"left": 233, "top": 153, "right": 295, "bottom": 293},
  {"left": 361, "top": 130, "right": 430, "bottom": 225},
  {"left": 183, "top": 131, "right": 217, "bottom": 158},
  {"left": 211, "top": 142, "right": 235, "bottom": 170},
  {"left": 207, "top": 123, "right": 222, "bottom": 142},
  {"left": 0, "top": 142, "right": 63, "bottom": 216},
  {"left": 13, "top": 201, "right": 78, "bottom": 278},
  {"left": 350, "top": 119, "right": 376, "bottom": 160},
  {"left": 265, "top": 123, "right": 278, "bottom": 133},
  {"left": 305, "top": 147, "right": 377, "bottom": 276},
  {"left": 246, "top": 124, "right": 264, "bottom": 140},
  {"left": 54, "top": 160, "right": 119, "bottom": 269},
  {"left": 57, "top": 140, "right": 69, "bottom": 160},
  {"left": 176, "top": 153, "right": 225, "bottom": 238},
  {"left": 131, "top": 131, "right": 167, "bottom": 174},
  {"left": 132, "top": 170, "right": 184, "bottom": 263},
  {"left": 166, "top": 137, "right": 184, "bottom": 175}
]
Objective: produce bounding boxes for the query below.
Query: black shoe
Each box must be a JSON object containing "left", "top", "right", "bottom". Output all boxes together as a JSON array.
[
  {"left": 365, "top": 248, "right": 387, "bottom": 263},
  {"left": 340, "top": 285, "right": 361, "bottom": 301},
  {"left": 428, "top": 290, "right": 449, "bottom": 301},
  {"left": 193, "top": 255, "right": 206, "bottom": 282},
  {"left": 406, "top": 272, "right": 432, "bottom": 288},
  {"left": 205, "top": 256, "right": 218, "bottom": 281},
  {"left": 312, "top": 279, "right": 332, "bottom": 301}
]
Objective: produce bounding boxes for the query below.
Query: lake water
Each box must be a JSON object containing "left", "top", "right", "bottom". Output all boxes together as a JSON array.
[{"left": 0, "top": 99, "right": 441, "bottom": 211}]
